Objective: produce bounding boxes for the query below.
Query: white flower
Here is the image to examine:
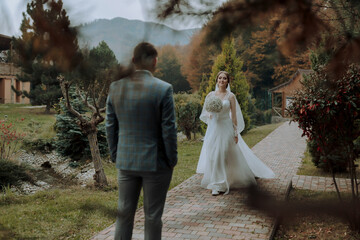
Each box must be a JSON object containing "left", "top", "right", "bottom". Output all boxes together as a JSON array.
[{"left": 205, "top": 96, "right": 223, "bottom": 113}]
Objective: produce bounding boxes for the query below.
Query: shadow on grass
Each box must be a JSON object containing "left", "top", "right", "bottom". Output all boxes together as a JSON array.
[
  {"left": 79, "top": 202, "right": 118, "bottom": 219},
  {"left": 0, "top": 223, "right": 37, "bottom": 240}
]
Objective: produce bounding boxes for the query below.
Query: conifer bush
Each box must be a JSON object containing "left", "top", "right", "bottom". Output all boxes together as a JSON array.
[
  {"left": 54, "top": 96, "right": 108, "bottom": 160},
  {"left": 0, "top": 159, "right": 33, "bottom": 190}
]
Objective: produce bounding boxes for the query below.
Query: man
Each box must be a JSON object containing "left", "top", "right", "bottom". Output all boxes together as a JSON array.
[{"left": 106, "top": 42, "right": 177, "bottom": 240}]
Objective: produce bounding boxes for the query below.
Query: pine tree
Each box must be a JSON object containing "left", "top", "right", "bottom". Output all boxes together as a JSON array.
[
  {"left": 12, "top": 0, "right": 80, "bottom": 113},
  {"left": 203, "top": 37, "right": 251, "bottom": 131}
]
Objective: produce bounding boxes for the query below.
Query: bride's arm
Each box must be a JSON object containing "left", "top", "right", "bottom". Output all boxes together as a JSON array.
[{"left": 229, "top": 94, "right": 238, "bottom": 143}]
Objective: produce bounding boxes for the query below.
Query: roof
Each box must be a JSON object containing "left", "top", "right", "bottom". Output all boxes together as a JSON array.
[
  {"left": 269, "top": 69, "right": 314, "bottom": 92},
  {"left": 0, "top": 34, "right": 12, "bottom": 51}
]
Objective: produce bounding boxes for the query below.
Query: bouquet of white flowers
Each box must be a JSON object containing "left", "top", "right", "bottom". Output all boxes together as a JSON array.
[{"left": 205, "top": 95, "right": 223, "bottom": 113}]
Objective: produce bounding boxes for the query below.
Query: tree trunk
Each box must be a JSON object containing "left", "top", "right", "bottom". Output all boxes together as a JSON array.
[
  {"left": 185, "top": 129, "right": 191, "bottom": 140},
  {"left": 44, "top": 104, "right": 51, "bottom": 114},
  {"left": 88, "top": 131, "right": 108, "bottom": 187}
]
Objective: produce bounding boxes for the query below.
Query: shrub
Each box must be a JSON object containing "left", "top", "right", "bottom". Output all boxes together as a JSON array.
[
  {"left": 0, "top": 159, "right": 33, "bottom": 190},
  {"left": 54, "top": 96, "right": 108, "bottom": 160},
  {"left": 307, "top": 139, "right": 348, "bottom": 172},
  {"left": 250, "top": 109, "right": 273, "bottom": 126},
  {"left": 174, "top": 93, "right": 202, "bottom": 140},
  {"left": 289, "top": 65, "right": 360, "bottom": 173},
  {"left": 264, "top": 110, "right": 272, "bottom": 124}
]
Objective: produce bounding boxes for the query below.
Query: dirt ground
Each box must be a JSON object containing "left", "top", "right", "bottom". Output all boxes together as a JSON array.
[{"left": 274, "top": 189, "right": 360, "bottom": 240}]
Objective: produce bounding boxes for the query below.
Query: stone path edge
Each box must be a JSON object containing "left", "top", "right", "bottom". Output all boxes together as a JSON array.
[{"left": 268, "top": 179, "right": 293, "bottom": 240}]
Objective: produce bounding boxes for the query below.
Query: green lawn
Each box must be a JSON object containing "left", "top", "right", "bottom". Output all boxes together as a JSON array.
[
  {"left": 0, "top": 104, "right": 57, "bottom": 149},
  {"left": 0, "top": 106, "right": 283, "bottom": 239},
  {"left": 297, "top": 149, "right": 360, "bottom": 179},
  {"left": 0, "top": 104, "right": 56, "bottom": 133}
]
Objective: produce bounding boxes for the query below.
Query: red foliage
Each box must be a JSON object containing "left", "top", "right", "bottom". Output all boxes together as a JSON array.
[
  {"left": 0, "top": 119, "right": 26, "bottom": 161},
  {"left": 289, "top": 65, "right": 360, "bottom": 172}
]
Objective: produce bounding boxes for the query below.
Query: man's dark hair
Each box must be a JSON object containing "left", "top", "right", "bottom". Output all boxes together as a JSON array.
[{"left": 133, "top": 42, "right": 158, "bottom": 66}]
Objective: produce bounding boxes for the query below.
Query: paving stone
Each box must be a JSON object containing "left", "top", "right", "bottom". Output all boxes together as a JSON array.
[{"left": 292, "top": 175, "right": 353, "bottom": 192}]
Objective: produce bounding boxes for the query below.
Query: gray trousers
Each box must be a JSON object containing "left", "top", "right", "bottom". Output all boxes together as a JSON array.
[{"left": 114, "top": 169, "right": 173, "bottom": 240}]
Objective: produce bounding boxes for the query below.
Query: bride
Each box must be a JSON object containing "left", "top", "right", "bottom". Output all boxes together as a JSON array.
[{"left": 197, "top": 71, "right": 275, "bottom": 196}]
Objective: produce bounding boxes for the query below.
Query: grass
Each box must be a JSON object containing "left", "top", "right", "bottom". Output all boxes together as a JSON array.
[
  {"left": 0, "top": 105, "right": 283, "bottom": 240},
  {"left": 0, "top": 104, "right": 56, "bottom": 134},
  {"left": 0, "top": 188, "right": 118, "bottom": 240},
  {"left": 297, "top": 149, "right": 360, "bottom": 179},
  {"left": 274, "top": 189, "right": 360, "bottom": 240},
  {"left": 0, "top": 104, "right": 57, "bottom": 156}
]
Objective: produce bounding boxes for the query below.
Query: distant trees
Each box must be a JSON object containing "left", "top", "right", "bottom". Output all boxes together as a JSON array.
[
  {"left": 12, "top": 0, "right": 80, "bottom": 113},
  {"left": 241, "top": 25, "right": 278, "bottom": 91},
  {"left": 181, "top": 31, "right": 219, "bottom": 91},
  {"left": 155, "top": 45, "right": 191, "bottom": 93},
  {"left": 272, "top": 51, "right": 310, "bottom": 86}
]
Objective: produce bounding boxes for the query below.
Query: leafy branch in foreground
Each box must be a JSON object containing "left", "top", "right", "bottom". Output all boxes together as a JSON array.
[{"left": 156, "top": 0, "right": 360, "bottom": 78}]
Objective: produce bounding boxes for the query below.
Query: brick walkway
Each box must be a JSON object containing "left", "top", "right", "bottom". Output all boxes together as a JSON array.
[
  {"left": 292, "top": 175, "right": 353, "bottom": 192},
  {"left": 91, "top": 122, "right": 307, "bottom": 240}
]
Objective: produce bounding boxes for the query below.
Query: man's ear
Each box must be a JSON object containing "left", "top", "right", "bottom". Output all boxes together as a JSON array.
[{"left": 153, "top": 57, "right": 158, "bottom": 67}]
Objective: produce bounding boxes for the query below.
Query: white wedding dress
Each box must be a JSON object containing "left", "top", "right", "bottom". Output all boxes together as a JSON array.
[{"left": 197, "top": 90, "right": 275, "bottom": 194}]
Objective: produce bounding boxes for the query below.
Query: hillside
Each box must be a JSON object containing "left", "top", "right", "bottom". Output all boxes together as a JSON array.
[{"left": 78, "top": 17, "right": 199, "bottom": 63}]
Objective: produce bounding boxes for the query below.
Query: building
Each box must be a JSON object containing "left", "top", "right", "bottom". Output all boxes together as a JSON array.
[
  {"left": 269, "top": 69, "right": 313, "bottom": 117},
  {"left": 0, "top": 34, "right": 30, "bottom": 104}
]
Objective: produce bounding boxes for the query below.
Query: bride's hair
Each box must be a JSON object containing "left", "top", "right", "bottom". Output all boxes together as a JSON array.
[{"left": 216, "top": 71, "right": 230, "bottom": 86}]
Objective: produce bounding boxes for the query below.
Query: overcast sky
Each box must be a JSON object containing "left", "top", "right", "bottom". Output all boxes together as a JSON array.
[{"left": 1, "top": 0, "right": 225, "bottom": 36}]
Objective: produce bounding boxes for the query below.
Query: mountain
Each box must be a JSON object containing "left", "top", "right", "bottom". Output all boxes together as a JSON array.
[{"left": 77, "top": 17, "right": 199, "bottom": 63}]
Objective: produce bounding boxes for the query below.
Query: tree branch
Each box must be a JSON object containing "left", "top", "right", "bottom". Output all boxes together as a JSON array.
[
  {"left": 96, "top": 80, "right": 107, "bottom": 108},
  {"left": 329, "top": 0, "right": 349, "bottom": 35},
  {"left": 58, "top": 75, "right": 88, "bottom": 123},
  {"left": 77, "top": 88, "right": 96, "bottom": 113},
  {"left": 91, "top": 91, "right": 100, "bottom": 115}
]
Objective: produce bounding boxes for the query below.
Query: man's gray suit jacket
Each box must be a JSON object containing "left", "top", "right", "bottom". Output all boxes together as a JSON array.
[{"left": 106, "top": 70, "right": 178, "bottom": 171}]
